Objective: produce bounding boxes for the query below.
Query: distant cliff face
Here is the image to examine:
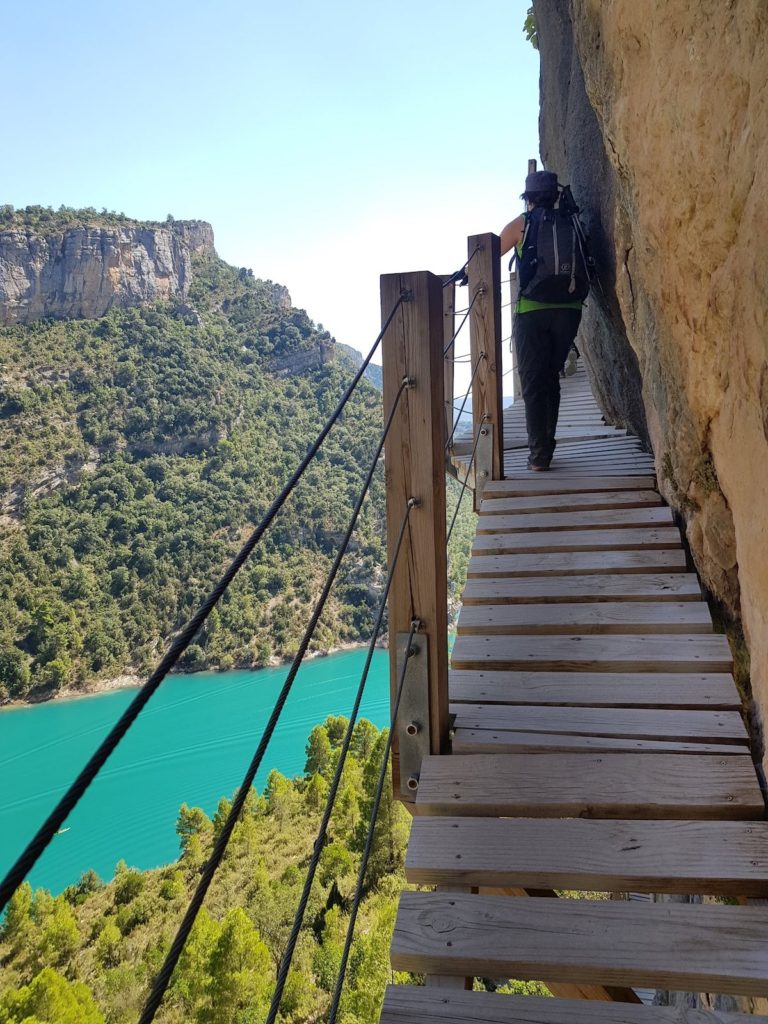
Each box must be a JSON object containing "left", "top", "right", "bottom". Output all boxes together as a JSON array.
[
  {"left": 0, "top": 220, "right": 215, "bottom": 324},
  {"left": 534, "top": 1, "right": 768, "bottom": 758}
]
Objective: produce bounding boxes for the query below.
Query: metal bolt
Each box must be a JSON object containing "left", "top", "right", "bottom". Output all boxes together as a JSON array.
[
  {"left": 406, "top": 775, "right": 419, "bottom": 791},
  {"left": 408, "top": 645, "right": 419, "bottom": 658},
  {"left": 406, "top": 721, "right": 420, "bottom": 736},
  {"left": 401, "top": 376, "right": 416, "bottom": 389}
]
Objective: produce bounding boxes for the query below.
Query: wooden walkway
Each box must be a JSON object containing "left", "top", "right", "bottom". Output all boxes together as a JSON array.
[{"left": 382, "top": 366, "right": 768, "bottom": 1022}]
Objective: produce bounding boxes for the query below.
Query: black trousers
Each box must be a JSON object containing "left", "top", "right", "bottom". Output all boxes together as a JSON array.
[{"left": 514, "top": 307, "right": 582, "bottom": 466}]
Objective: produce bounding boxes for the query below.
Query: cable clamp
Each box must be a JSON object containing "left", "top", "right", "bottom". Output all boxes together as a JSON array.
[
  {"left": 402, "top": 376, "right": 416, "bottom": 389},
  {"left": 400, "top": 288, "right": 414, "bottom": 302},
  {"left": 410, "top": 617, "right": 423, "bottom": 632},
  {"left": 407, "top": 497, "right": 421, "bottom": 510}
]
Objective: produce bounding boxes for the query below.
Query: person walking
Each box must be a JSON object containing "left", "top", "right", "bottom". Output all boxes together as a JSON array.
[{"left": 499, "top": 170, "right": 587, "bottom": 471}]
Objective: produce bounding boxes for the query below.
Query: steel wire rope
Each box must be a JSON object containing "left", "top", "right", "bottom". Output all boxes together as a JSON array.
[
  {"left": 137, "top": 376, "right": 410, "bottom": 1024},
  {"left": 441, "top": 243, "right": 481, "bottom": 288},
  {"left": 445, "top": 353, "right": 486, "bottom": 451},
  {"left": 0, "top": 291, "right": 407, "bottom": 915},
  {"left": 443, "top": 288, "right": 482, "bottom": 357},
  {"left": 326, "top": 618, "right": 420, "bottom": 1024},
  {"left": 264, "top": 499, "right": 417, "bottom": 1024},
  {"left": 446, "top": 415, "right": 489, "bottom": 546}
]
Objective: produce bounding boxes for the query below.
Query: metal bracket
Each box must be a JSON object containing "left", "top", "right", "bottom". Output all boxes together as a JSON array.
[
  {"left": 395, "top": 631, "right": 430, "bottom": 800},
  {"left": 474, "top": 421, "right": 494, "bottom": 502}
]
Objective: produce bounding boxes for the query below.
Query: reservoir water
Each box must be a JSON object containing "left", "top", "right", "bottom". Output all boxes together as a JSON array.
[{"left": 0, "top": 649, "right": 389, "bottom": 897}]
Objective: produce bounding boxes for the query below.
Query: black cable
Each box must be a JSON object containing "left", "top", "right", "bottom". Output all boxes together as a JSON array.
[
  {"left": 264, "top": 500, "right": 416, "bottom": 1024},
  {"left": 447, "top": 416, "right": 488, "bottom": 545},
  {"left": 443, "top": 288, "right": 482, "bottom": 356},
  {"left": 0, "top": 303, "right": 405, "bottom": 912},
  {"left": 445, "top": 353, "right": 486, "bottom": 451},
  {"left": 0, "top": 293, "right": 407, "bottom": 917},
  {"left": 137, "top": 377, "right": 409, "bottom": 1024},
  {"left": 442, "top": 243, "right": 481, "bottom": 288},
  {"left": 327, "top": 619, "right": 419, "bottom": 1024}
]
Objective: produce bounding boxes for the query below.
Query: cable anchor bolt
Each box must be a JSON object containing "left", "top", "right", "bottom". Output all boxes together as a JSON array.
[
  {"left": 402, "top": 376, "right": 416, "bottom": 389},
  {"left": 406, "top": 774, "right": 419, "bottom": 792}
]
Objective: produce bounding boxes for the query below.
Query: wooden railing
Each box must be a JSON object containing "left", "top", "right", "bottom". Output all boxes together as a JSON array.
[{"left": 380, "top": 237, "right": 504, "bottom": 803}]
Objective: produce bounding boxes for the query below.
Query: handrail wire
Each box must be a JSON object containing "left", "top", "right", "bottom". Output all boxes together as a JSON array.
[
  {"left": 442, "top": 288, "right": 482, "bottom": 357},
  {"left": 441, "top": 243, "right": 481, "bottom": 288},
  {"left": 0, "top": 293, "right": 407, "bottom": 916},
  {"left": 264, "top": 501, "right": 417, "bottom": 1024},
  {"left": 137, "top": 377, "right": 410, "bottom": 1024},
  {"left": 326, "top": 618, "right": 420, "bottom": 1024},
  {"left": 445, "top": 353, "right": 486, "bottom": 451},
  {"left": 446, "top": 415, "right": 489, "bottom": 546}
]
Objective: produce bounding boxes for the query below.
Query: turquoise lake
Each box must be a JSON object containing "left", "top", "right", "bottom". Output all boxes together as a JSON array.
[{"left": 0, "top": 649, "right": 389, "bottom": 897}]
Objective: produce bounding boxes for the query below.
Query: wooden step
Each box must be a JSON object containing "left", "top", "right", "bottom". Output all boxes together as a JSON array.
[
  {"left": 461, "top": 574, "right": 702, "bottom": 604},
  {"left": 482, "top": 476, "right": 657, "bottom": 497},
  {"left": 405, "top": 818, "right": 768, "bottom": 894},
  {"left": 449, "top": 670, "right": 742, "bottom": 708},
  {"left": 449, "top": 706, "right": 749, "bottom": 746},
  {"left": 476, "top": 506, "right": 674, "bottom": 533},
  {"left": 472, "top": 528, "right": 682, "bottom": 555},
  {"left": 456, "top": 602, "right": 712, "bottom": 635},
  {"left": 450, "top": 634, "right": 733, "bottom": 673},
  {"left": 467, "top": 550, "right": 687, "bottom": 578},
  {"left": 451, "top": 730, "right": 749, "bottom": 756},
  {"left": 413, "top": 752, "right": 763, "bottom": 819},
  {"left": 381, "top": 986, "right": 766, "bottom": 1024},
  {"left": 391, "top": 893, "right": 768, "bottom": 995},
  {"left": 480, "top": 491, "right": 662, "bottom": 515}
]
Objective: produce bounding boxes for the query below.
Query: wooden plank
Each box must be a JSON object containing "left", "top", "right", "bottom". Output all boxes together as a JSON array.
[
  {"left": 461, "top": 574, "right": 702, "bottom": 604},
  {"left": 450, "top": 634, "right": 733, "bottom": 672},
  {"left": 449, "top": 705, "right": 748, "bottom": 744},
  {"left": 480, "top": 491, "right": 661, "bottom": 514},
  {"left": 442, "top": 276, "right": 456, "bottom": 444},
  {"left": 456, "top": 601, "right": 712, "bottom": 635},
  {"left": 391, "top": 893, "right": 768, "bottom": 994},
  {"left": 381, "top": 985, "right": 766, "bottom": 1024},
  {"left": 405, "top": 818, "right": 768, "bottom": 895},
  {"left": 467, "top": 550, "right": 687, "bottom": 577},
  {"left": 476, "top": 507, "right": 674, "bottom": 533},
  {"left": 448, "top": 670, "right": 741, "bottom": 708},
  {"left": 482, "top": 476, "right": 657, "bottom": 497},
  {"left": 413, "top": 752, "right": 764, "bottom": 818},
  {"left": 467, "top": 233, "right": 503, "bottom": 481},
  {"left": 381, "top": 271, "right": 450, "bottom": 795},
  {"left": 472, "top": 527, "right": 681, "bottom": 554},
  {"left": 451, "top": 730, "right": 748, "bottom": 756}
]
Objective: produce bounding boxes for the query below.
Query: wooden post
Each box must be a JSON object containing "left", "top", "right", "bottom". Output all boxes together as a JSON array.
[
  {"left": 441, "top": 276, "right": 456, "bottom": 448},
  {"left": 380, "top": 272, "right": 449, "bottom": 803},
  {"left": 466, "top": 233, "right": 503, "bottom": 484}
]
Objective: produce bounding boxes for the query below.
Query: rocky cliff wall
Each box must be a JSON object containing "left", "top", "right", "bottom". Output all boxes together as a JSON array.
[
  {"left": 534, "top": 0, "right": 768, "bottom": 764},
  {"left": 0, "top": 220, "right": 215, "bottom": 324}
]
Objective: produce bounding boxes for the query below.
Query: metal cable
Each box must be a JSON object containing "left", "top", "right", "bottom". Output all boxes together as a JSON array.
[
  {"left": 447, "top": 416, "right": 489, "bottom": 545},
  {"left": 264, "top": 501, "right": 416, "bottom": 1024},
  {"left": 445, "top": 353, "right": 486, "bottom": 451},
  {"left": 443, "top": 288, "right": 482, "bottom": 357},
  {"left": 442, "top": 243, "right": 481, "bottom": 288},
  {"left": 0, "top": 294, "right": 407, "bottom": 916},
  {"left": 326, "top": 619, "right": 419, "bottom": 1024},
  {"left": 137, "top": 377, "right": 409, "bottom": 1024}
]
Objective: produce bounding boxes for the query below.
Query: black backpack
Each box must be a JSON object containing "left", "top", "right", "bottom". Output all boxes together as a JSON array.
[{"left": 514, "top": 187, "right": 593, "bottom": 304}]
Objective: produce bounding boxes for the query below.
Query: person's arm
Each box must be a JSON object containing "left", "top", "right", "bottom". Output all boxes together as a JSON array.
[{"left": 499, "top": 214, "right": 525, "bottom": 257}]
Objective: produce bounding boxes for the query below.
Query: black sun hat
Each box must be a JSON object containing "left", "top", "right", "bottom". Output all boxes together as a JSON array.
[{"left": 522, "top": 169, "right": 559, "bottom": 197}]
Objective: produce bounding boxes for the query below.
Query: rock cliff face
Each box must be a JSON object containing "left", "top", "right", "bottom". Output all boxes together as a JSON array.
[
  {"left": 0, "top": 220, "right": 215, "bottom": 324},
  {"left": 534, "top": 0, "right": 768, "bottom": 763}
]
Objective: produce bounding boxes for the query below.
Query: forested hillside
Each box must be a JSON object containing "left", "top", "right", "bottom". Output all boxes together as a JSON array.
[{"left": 0, "top": 212, "right": 473, "bottom": 702}]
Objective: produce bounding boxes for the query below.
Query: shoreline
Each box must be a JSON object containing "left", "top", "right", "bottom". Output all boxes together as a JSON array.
[{"left": 1, "top": 639, "right": 382, "bottom": 711}]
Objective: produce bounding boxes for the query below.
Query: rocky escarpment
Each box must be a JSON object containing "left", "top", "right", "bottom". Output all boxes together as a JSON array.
[
  {"left": 534, "top": 0, "right": 768, "bottom": 766},
  {"left": 0, "top": 219, "right": 215, "bottom": 324}
]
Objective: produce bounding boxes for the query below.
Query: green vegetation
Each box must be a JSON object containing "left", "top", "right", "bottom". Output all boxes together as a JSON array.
[
  {"left": 0, "top": 233, "right": 475, "bottom": 702},
  {"left": 0, "top": 717, "right": 413, "bottom": 1024},
  {"left": 524, "top": 6, "right": 539, "bottom": 50},
  {"left": 0, "top": 204, "right": 165, "bottom": 232}
]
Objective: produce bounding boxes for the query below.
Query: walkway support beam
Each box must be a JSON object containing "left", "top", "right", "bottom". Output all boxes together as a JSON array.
[
  {"left": 467, "top": 233, "right": 504, "bottom": 488},
  {"left": 380, "top": 271, "right": 450, "bottom": 803}
]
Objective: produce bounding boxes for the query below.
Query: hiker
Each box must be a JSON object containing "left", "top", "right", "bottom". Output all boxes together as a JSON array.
[{"left": 499, "top": 170, "right": 588, "bottom": 471}]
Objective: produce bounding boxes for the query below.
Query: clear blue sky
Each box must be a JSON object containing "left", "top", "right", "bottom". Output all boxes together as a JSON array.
[{"left": 2, "top": 0, "right": 540, "bottom": 370}]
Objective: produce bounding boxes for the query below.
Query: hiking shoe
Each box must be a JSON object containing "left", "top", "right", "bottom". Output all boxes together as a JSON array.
[{"left": 527, "top": 458, "right": 550, "bottom": 472}]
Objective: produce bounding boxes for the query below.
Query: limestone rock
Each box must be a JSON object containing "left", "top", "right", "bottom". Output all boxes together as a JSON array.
[
  {"left": 0, "top": 220, "right": 215, "bottom": 324},
  {"left": 534, "top": 0, "right": 768, "bottom": 755}
]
